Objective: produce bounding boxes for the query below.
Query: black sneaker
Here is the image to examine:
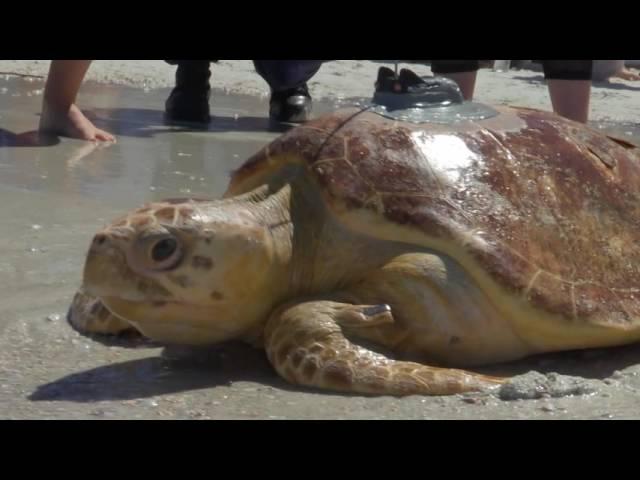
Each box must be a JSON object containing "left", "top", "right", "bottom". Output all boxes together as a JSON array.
[
  {"left": 269, "top": 84, "right": 312, "bottom": 124},
  {"left": 165, "top": 62, "right": 211, "bottom": 124}
]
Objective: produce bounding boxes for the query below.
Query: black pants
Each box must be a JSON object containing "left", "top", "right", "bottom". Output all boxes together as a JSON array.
[
  {"left": 431, "top": 60, "right": 593, "bottom": 80},
  {"left": 165, "top": 60, "right": 324, "bottom": 92}
]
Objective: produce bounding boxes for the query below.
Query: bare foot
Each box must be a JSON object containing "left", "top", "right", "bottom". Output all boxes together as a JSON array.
[
  {"left": 39, "top": 103, "right": 115, "bottom": 142},
  {"left": 612, "top": 68, "right": 640, "bottom": 81}
]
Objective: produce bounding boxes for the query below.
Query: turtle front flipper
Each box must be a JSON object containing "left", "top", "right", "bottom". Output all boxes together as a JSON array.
[
  {"left": 264, "top": 298, "right": 504, "bottom": 396},
  {"left": 67, "top": 288, "right": 140, "bottom": 337}
]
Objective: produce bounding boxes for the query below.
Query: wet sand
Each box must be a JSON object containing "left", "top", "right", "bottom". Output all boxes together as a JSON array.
[{"left": 1, "top": 63, "right": 640, "bottom": 419}]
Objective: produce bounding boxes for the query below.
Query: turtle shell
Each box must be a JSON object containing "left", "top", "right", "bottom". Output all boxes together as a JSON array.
[{"left": 228, "top": 106, "right": 640, "bottom": 327}]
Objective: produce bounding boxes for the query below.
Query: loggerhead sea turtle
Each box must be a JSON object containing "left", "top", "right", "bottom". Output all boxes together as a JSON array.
[{"left": 68, "top": 99, "right": 640, "bottom": 396}]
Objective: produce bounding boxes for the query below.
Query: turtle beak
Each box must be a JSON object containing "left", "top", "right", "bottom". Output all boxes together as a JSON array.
[{"left": 83, "top": 233, "right": 128, "bottom": 298}]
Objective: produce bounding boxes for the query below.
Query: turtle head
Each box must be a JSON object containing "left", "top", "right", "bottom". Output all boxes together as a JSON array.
[{"left": 82, "top": 198, "right": 281, "bottom": 344}]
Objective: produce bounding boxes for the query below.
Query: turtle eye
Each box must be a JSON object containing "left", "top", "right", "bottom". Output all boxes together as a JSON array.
[
  {"left": 152, "top": 238, "right": 177, "bottom": 262},
  {"left": 148, "top": 236, "right": 182, "bottom": 270}
]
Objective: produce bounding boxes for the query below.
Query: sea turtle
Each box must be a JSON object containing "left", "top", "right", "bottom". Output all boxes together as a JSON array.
[{"left": 69, "top": 103, "right": 640, "bottom": 396}]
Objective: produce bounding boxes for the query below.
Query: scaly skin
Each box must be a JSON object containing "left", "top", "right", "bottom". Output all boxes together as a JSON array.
[{"left": 264, "top": 300, "right": 503, "bottom": 395}]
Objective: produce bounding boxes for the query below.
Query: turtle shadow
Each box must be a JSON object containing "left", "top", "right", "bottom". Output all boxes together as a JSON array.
[
  {"left": 30, "top": 335, "right": 640, "bottom": 402},
  {"left": 28, "top": 342, "right": 298, "bottom": 403},
  {"left": 477, "top": 343, "right": 640, "bottom": 380}
]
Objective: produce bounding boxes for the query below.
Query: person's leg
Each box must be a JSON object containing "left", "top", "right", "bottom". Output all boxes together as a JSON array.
[
  {"left": 612, "top": 67, "right": 640, "bottom": 81},
  {"left": 542, "top": 61, "right": 592, "bottom": 123},
  {"left": 39, "top": 60, "right": 114, "bottom": 141},
  {"left": 546, "top": 80, "right": 591, "bottom": 123},
  {"left": 254, "top": 60, "right": 322, "bottom": 92},
  {"left": 164, "top": 60, "right": 214, "bottom": 123},
  {"left": 253, "top": 60, "right": 324, "bottom": 123},
  {"left": 430, "top": 60, "right": 480, "bottom": 100}
]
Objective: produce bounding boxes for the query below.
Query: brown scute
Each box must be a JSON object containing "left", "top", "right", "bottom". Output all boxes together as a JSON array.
[
  {"left": 382, "top": 195, "right": 461, "bottom": 239},
  {"left": 347, "top": 129, "right": 434, "bottom": 195},
  {"left": 379, "top": 110, "right": 640, "bottom": 323},
  {"left": 191, "top": 255, "right": 214, "bottom": 270},
  {"left": 227, "top": 109, "right": 360, "bottom": 194},
  {"left": 378, "top": 126, "right": 415, "bottom": 150},
  {"left": 154, "top": 207, "right": 176, "bottom": 222},
  {"left": 228, "top": 106, "right": 640, "bottom": 325},
  {"left": 312, "top": 159, "right": 375, "bottom": 210},
  {"left": 449, "top": 108, "right": 640, "bottom": 321},
  {"left": 309, "top": 108, "right": 366, "bottom": 135},
  {"left": 129, "top": 215, "right": 153, "bottom": 228}
]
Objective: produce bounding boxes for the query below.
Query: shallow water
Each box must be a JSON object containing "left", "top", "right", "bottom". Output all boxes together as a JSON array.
[{"left": 1, "top": 76, "right": 640, "bottom": 419}]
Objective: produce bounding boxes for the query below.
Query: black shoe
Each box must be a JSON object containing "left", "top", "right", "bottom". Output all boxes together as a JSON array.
[
  {"left": 165, "top": 61, "right": 211, "bottom": 124},
  {"left": 269, "top": 85, "right": 312, "bottom": 123}
]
